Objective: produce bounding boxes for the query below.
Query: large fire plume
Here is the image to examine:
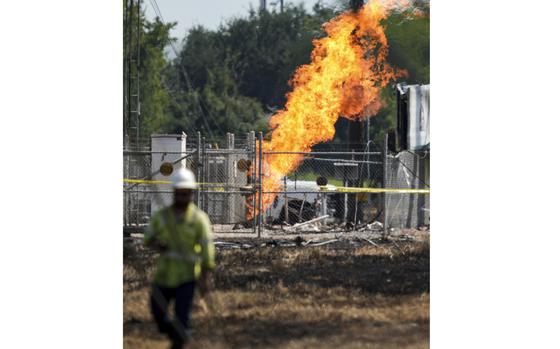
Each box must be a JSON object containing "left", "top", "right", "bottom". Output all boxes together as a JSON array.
[{"left": 250, "top": 0, "right": 410, "bottom": 219}]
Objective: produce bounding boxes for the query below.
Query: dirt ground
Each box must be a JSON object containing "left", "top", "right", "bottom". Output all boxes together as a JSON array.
[{"left": 124, "top": 231, "right": 429, "bottom": 348}]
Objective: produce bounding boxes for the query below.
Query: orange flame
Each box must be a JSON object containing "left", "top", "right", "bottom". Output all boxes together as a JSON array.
[{"left": 249, "top": 0, "right": 409, "bottom": 219}]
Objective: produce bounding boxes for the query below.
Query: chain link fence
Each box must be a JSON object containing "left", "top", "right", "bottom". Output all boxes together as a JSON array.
[
  {"left": 384, "top": 149, "right": 430, "bottom": 229},
  {"left": 123, "top": 148, "right": 151, "bottom": 227},
  {"left": 123, "top": 132, "right": 429, "bottom": 234},
  {"left": 259, "top": 150, "right": 384, "bottom": 230}
]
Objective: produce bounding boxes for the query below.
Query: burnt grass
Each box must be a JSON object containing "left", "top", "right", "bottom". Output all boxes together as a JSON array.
[{"left": 124, "top": 237, "right": 429, "bottom": 349}]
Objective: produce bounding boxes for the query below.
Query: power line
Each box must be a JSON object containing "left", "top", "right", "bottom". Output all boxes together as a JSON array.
[
  {"left": 147, "top": 0, "right": 216, "bottom": 137},
  {"left": 147, "top": 0, "right": 224, "bottom": 141},
  {"left": 158, "top": 74, "right": 214, "bottom": 140},
  {"left": 124, "top": 0, "right": 142, "bottom": 148}
]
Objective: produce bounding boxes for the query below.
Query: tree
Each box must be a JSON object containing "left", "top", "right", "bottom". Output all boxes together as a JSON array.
[
  {"left": 164, "top": 25, "right": 268, "bottom": 140},
  {"left": 131, "top": 0, "right": 429, "bottom": 146},
  {"left": 123, "top": 0, "right": 177, "bottom": 142},
  {"left": 138, "top": 17, "right": 176, "bottom": 139},
  {"left": 164, "top": 3, "right": 337, "bottom": 141},
  {"left": 385, "top": 10, "right": 430, "bottom": 84},
  {"left": 217, "top": 4, "right": 335, "bottom": 108}
]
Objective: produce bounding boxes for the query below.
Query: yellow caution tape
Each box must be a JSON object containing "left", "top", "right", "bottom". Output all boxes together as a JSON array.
[
  {"left": 123, "top": 179, "right": 224, "bottom": 186},
  {"left": 319, "top": 186, "right": 430, "bottom": 194},
  {"left": 124, "top": 179, "right": 429, "bottom": 194},
  {"left": 124, "top": 179, "right": 171, "bottom": 184}
]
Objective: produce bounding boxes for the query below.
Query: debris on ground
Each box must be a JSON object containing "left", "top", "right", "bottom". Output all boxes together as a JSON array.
[
  {"left": 367, "top": 221, "right": 384, "bottom": 231},
  {"left": 124, "top": 231, "right": 430, "bottom": 349},
  {"left": 285, "top": 215, "right": 329, "bottom": 232}
]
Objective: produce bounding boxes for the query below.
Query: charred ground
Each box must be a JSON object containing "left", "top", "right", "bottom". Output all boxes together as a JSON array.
[{"left": 124, "top": 232, "right": 429, "bottom": 348}]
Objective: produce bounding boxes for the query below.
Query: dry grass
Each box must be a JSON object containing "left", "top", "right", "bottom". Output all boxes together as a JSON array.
[{"left": 124, "top": 237, "right": 429, "bottom": 348}]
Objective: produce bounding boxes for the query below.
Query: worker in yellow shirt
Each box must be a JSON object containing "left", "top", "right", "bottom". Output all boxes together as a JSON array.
[{"left": 144, "top": 167, "right": 215, "bottom": 349}]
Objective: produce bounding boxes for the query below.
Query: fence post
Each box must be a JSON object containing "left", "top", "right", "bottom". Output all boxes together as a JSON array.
[
  {"left": 123, "top": 151, "right": 129, "bottom": 227},
  {"left": 284, "top": 175, "right": 289, "bottom": 225},
  {"left": 382, "top": 133, "right": 389, "bottom": 235},
  {"left": 250, "top": 131, "right": 257, "bottom": 236},
  {"left": 352, "top": 149, "right": 358, "bottom": 230},
  {"left": 257, "top": 132, "right": 264, "bottom": 238},
  {"left": 196, "top": 132, "right": 202, "bottom": 208},
  {"left": 201, "top": 136, "right": 206, "bottom": 211},
  {"left": 226, "top": 133, "right": 234, "bottom": 224}
]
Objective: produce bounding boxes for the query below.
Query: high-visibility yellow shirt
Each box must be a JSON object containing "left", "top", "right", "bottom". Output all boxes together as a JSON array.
[{"left": 144, "top": 203, "right": 216, "bottom": 288}]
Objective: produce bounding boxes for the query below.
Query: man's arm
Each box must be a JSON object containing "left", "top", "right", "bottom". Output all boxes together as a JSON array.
[
  {"left": 144, "top": 212, "right": 167, "bottom": 251},
  {"left": 198, "top": 212, "right": 215, "bottom": 295},
  {"left": 199, "top": 214, "right": 215, "bottom": 269}
]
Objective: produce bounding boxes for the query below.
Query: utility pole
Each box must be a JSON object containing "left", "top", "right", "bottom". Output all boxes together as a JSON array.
[
  {"left": 260, "top": 0, "right": 266, "bottom": 12},
  {"left": 124, "top": 0, "right": 142, "bottom": 226},
  {"left": 124, "top": 0, "right": 141, "bottom": 149}
]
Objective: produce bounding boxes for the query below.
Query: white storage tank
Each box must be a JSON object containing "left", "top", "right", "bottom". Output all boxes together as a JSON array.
[{"left": 150, "top": 133, "right": 188, "bottom": 214}]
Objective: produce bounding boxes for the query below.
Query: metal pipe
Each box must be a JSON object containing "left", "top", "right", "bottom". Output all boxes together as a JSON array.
[
  {"left": 352, "top": 149, "right": 358, "bottom": 230},
  {"left": 263, "top": 151, "right": 381, "bottom": 155},
  {"left": 134, "top": 190, "right": 253, "bottom": 194},
  {"left": 123, "top": 150, "right": 379, "bottom": 157},
  {"left": 285, "top": 215, "right": 329, "bottom": 231},
  {"left": 135, "top": 0, "right": 141, "bottom": 147},
  {"left": 201, "top": 136, "right": 206, "bottom": 210},
  {"left": 312, "top": 158, "right": 382, "bottom": 165},
  {"left": 260, "top": 191, "right": 340, "bottom": 194},
  {"left": 198, "top": 149, "right": 250, "bottom": 154},
  {"left": 257, "top": 132, "right": 264, "bottom": 238},
  {"left": 284, "top": 176, "right": 289, "bottom": 225},
  {"left": 382, "top": 133, "right": 389, "bottom": 235},
  {"left": 251, "top": 131, "right": 257, "bottom": 236},
  {"left": 123, "top": 150, "right": 197, "bottom": 155},
  {"left": 197, "top": 132, "right": 202, "bottom": 207}
]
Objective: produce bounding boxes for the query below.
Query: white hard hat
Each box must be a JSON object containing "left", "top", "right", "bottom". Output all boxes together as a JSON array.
[{"left": 171, "top": 167, "right": 198, "bottom": 189}]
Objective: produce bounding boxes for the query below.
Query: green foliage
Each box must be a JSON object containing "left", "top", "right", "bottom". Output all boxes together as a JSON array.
[
  {"left": 216, "top": 4, "right": 335, "bottom": 107},
  {"left": 138, "top": 18, "right": 176, "bottom": 138},
  {"left": 368, "top": 88, "right": 397, "bottom": 143},
  {"left": 366, "top": 6, "right": 429, "bottom": 144},
  {"left": 385, "top": 11, "right": 430, "bottom": 84},
  {"left": 164, "top": 69, "right": 266, "bottom": 137},
  {"left": 171, "top": 4, "right": 334, "bottom": 105},
  {"left": 164, "top": 26, "right": 267, "bottom": 139},
  {"left": 161, "top": 3, "right": 339, "bottom": 140},
  {"left": 127, "top": 1, "right": 429, "bottom": 146},
  {"left": 123, "top": 0, "right": 177, "bottom": 141}
]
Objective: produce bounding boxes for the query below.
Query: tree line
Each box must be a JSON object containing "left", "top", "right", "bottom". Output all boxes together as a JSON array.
[{"left": 126, "top": 1, "right": 429, "bottom": 145}]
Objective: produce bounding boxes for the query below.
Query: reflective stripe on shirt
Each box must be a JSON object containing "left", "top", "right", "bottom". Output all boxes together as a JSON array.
[{"left": 163, "top": 251, "right": 201, "bottom": 263}]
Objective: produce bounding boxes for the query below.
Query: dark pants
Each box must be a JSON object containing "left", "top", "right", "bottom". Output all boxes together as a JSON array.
[{"left": 150, "top": 281, "right": 196, "bottom": 349}]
